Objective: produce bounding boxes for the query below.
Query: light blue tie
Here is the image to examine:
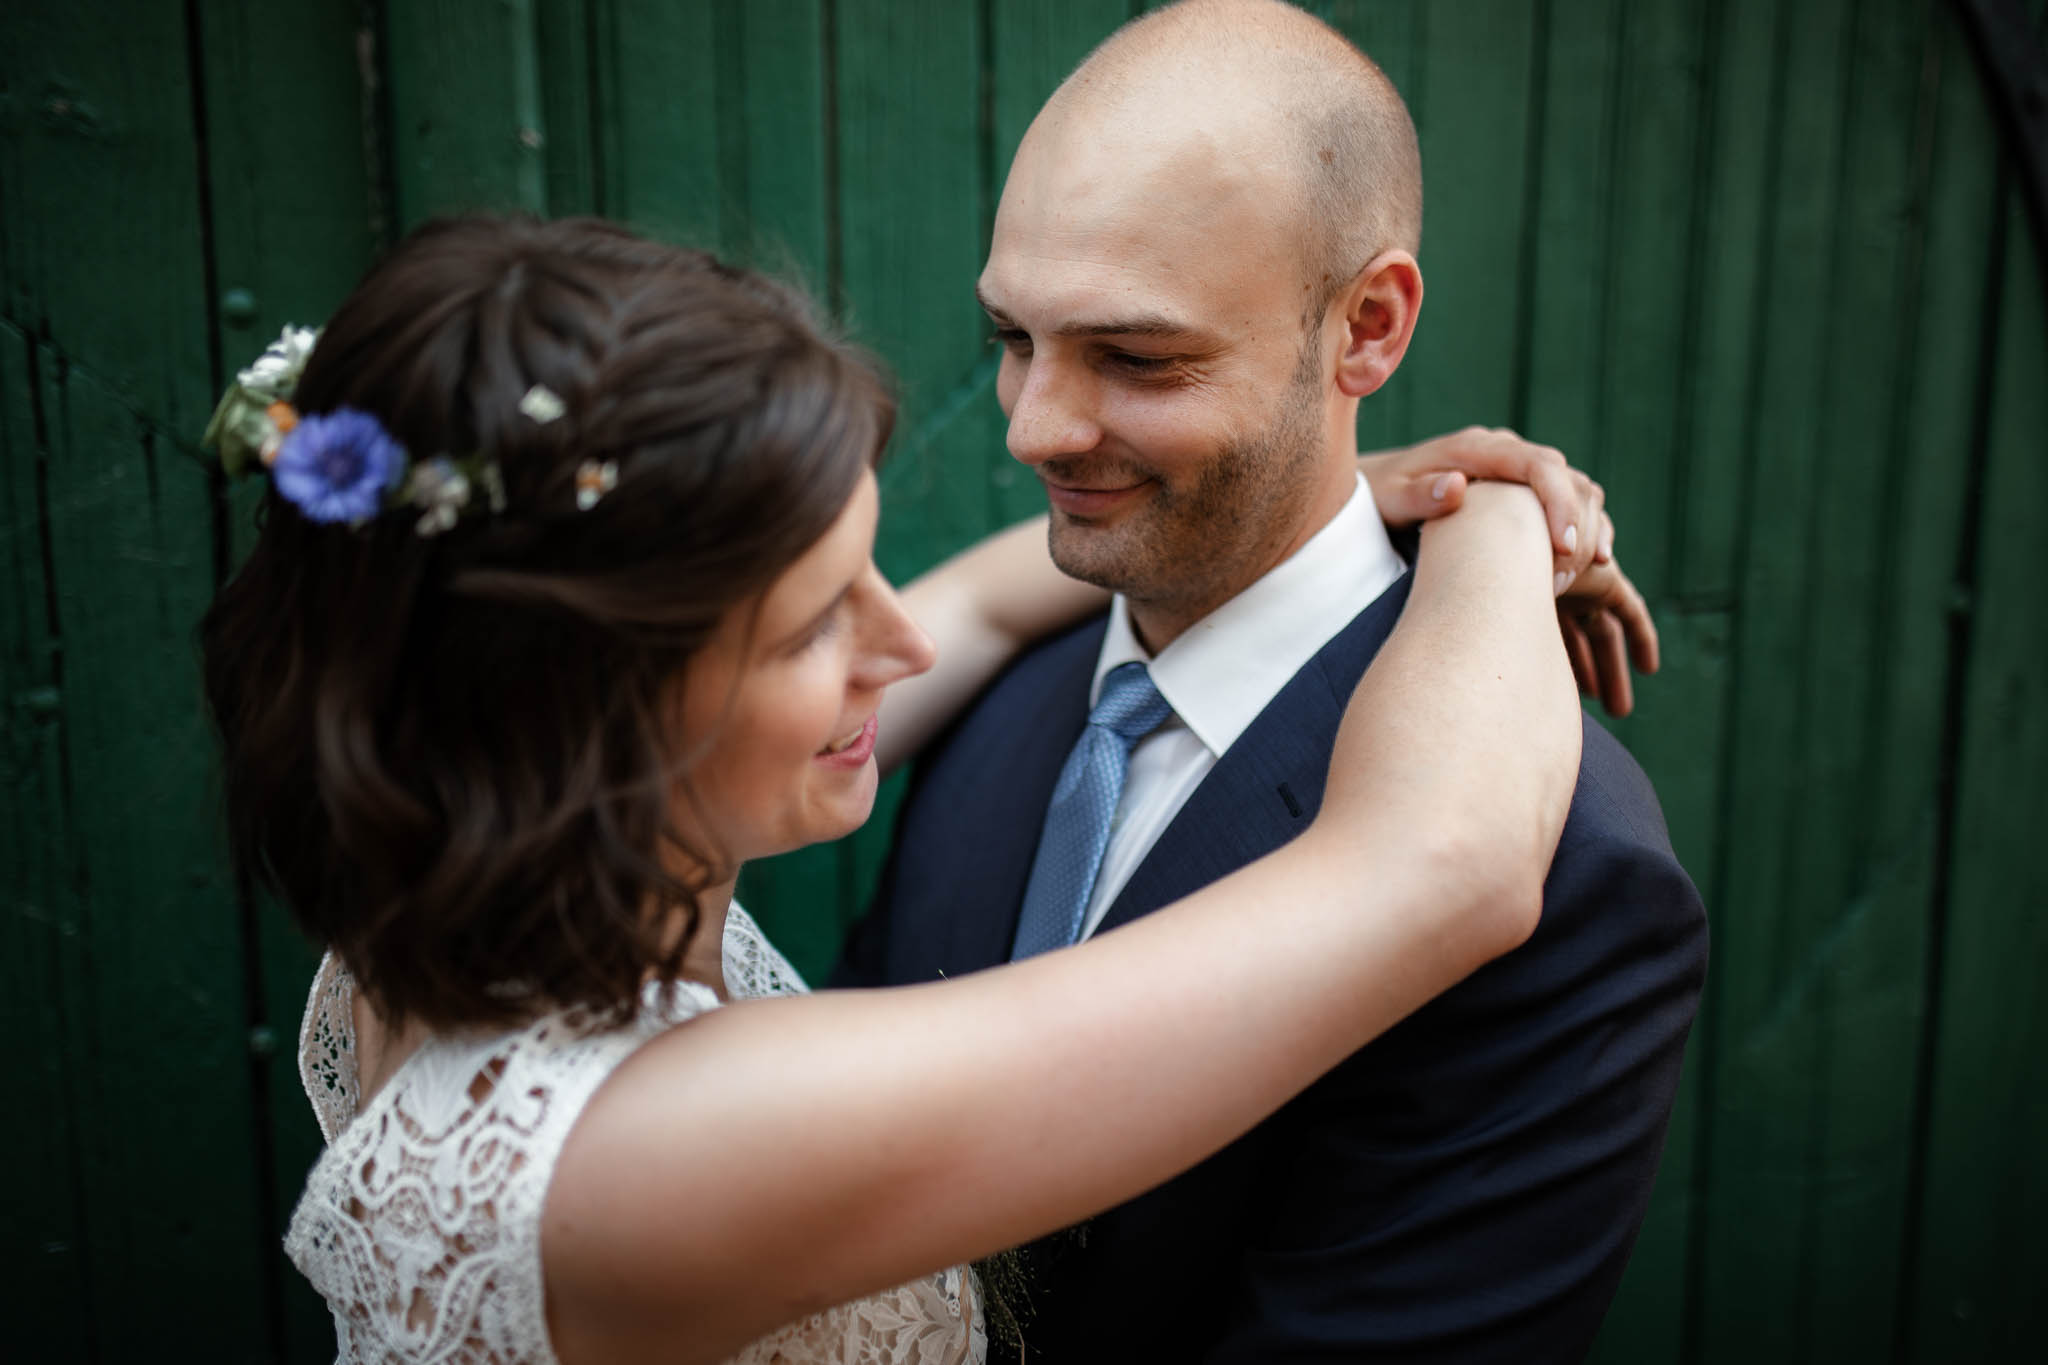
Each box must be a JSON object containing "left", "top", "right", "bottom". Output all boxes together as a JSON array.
[{"left": 1010, "top": 662, "right": 1175, "bottom": 959}]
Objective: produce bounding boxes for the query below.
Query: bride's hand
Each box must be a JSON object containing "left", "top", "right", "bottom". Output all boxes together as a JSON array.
[
  {"left": 1359, "top": 426, "right": 1605, "bottom": 577},
  {"left": 1557, "top": 557, "right": 1659, "bottom": 718},
  {"left": 1360, "top": 427, "right": 1656, "bottom": 717}
]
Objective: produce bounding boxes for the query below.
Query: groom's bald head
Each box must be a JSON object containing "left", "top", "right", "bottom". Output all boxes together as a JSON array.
[{"left": 1041, "top": 0, "right": 1421, "bottom": 316}]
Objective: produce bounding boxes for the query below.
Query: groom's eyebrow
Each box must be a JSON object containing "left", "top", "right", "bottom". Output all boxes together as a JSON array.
[{"left": 977, "top": 288, "right": 1213, "bottom": 344}]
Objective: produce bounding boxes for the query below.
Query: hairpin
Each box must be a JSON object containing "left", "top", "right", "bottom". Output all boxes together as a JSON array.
[
  {"left": 204, "top": 329, "right": 585, "bottom": 535},
  {"left": 575, "top": 459, "right": 618, "bottom": 511}
]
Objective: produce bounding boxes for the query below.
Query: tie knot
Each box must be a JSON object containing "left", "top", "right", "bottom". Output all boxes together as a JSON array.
[{"left": 1091, "top": 662, "right": 1173, "bottom": 744}]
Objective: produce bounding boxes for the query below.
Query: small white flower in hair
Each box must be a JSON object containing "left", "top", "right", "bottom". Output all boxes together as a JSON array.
[
  {"left": 575, "top": 459, "right": 618, "bottom": 511},
  {"left": 518, "top": 384, "right": 568, "bottom": 424}
]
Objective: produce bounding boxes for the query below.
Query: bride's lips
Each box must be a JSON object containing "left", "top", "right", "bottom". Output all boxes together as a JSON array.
[
  {"left": 815, "top": 713, "right": 878, "bottom": 769},
  {"left": 1041, "top": 476, "right": 1151, "bottom": 519}
]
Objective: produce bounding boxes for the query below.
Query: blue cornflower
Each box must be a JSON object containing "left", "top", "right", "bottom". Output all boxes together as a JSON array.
[{"left": 272, "top": 408, "right": 406, "bottom": 524}]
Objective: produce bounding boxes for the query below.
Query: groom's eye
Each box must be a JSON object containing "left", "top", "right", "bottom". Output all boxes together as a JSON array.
[
  {"left": 990, "top": 327, "right": 1033, "bottom": 356},
  {"left": 1100, "top": 349, "right": 1177, "bottom": 379}
]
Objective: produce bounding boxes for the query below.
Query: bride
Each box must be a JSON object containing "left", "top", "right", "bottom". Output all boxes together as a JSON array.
[{"left": 202, "top": 216, "right": 1625, "bottom": 1364}]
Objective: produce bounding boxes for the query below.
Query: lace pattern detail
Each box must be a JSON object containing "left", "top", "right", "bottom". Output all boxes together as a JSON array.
[
  {"left": 287, "top": 903, "right": 984, "bottom": 1365},
  {"left": 299, "top": 951, "right": 359, "bottom": 1144},
  {"left": 722, "top": 901, "right": 811, "bottom": 1002}
]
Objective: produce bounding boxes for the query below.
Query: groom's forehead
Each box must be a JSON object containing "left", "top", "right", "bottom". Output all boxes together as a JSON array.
[{"left": 982, "top": 184, "right": 1312, "bottom": 345}]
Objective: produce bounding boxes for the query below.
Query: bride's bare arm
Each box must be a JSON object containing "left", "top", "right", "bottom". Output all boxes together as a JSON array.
[
  {"left": 874, "top": 515, "right": 1107, "bottom": 774},
  {"left": 545, "top": 485, "right": 1579, "bottom": 1365}
]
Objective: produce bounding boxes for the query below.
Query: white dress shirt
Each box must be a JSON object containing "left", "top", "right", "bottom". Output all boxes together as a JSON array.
[{"left": 1074, "top": 473, "right": 1408, "bottom": 941}]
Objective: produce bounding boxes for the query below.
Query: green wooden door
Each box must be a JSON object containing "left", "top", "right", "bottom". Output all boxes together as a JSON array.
[{"left": 4, "top": 2, "right": 2043, "bottom": 1360}]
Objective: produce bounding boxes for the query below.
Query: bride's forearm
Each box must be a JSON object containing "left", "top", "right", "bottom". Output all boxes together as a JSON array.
[
  {"left": 875, "top": 516, "right": 1107, "bottom": 772},
  {"left": 1316, "top": 481, "right": 1580, "bottom": 941}
]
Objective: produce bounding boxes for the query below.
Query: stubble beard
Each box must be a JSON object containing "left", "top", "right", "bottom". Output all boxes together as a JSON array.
[{"left": 1041, "top": 367, "right": 1327, "bottom": 627}]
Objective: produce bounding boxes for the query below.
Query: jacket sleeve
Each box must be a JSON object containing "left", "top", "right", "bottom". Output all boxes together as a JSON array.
[{"left": 1204, "top": 742, "right": 1709, "bottom": 1364}]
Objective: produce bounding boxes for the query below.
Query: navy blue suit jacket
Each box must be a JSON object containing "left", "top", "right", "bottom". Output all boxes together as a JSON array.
[{"left": 835, "top": 574, "right": 1708, "bottom": 1363}]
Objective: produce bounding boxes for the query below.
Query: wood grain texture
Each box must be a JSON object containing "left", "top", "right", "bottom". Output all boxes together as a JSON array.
[
  {"left": 384, "top": 0, "right": 549, "bottom": 224},
  {"left": 4, "top": 2, "right": 2046, "bottom": 1360},
  {"left": 1905, "top": 190, "right": 2048, "bottom": 1365},
  {"left": 192, "top": 0, "right": 386, "bottom": 1352},
  {"left": 1403, "top": 0, "right": 1537, "bottom": 435},
  {"left": 822, "top": 0, "right": 996, "bottom": 966},
  {"left": 0, "top": 324, "right": 94, "bottom": 1360},
  {"left": 2, "top": 0, "right": 274, "bottom": 1354}
]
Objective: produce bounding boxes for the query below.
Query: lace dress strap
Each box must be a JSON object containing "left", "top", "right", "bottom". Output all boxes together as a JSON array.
[
  {"left": 722, "top": 901, "right": 811, "bottom": 999},
  {"left": 287, "top": 957, "right": 721, "bottom": 1363},
  {"left": 298, "top": 952, "right": 359, "bottom": 1144},
  {"left": 286, "top": 907, "right": 984, "bottom": 1364}
]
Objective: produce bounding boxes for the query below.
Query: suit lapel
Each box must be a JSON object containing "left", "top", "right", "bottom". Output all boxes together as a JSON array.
[{"left": 1099, "top": 572, "right": 1414, "bottom": 934}]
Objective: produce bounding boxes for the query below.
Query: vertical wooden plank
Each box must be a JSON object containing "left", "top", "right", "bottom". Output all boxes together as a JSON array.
[
  {"left": 197, "top": 0, "right": 380, "bottom": 333},
  {"left": 1905, "top": 197, "right": 2048, "bottom": 1364},
  {"left": 41, "top": 355, "right": 270, "bottom": 1357},
  {"left": 536, "top": 0, "right": 601, "bottom": 216},
  {"left": 1519, "top": 0, "right": 1620, "bottom": 467},
  {"left": 821, "top": 0, "right": 994, "bottom": 955},
  {"left": 0, "top": 326, "right": 94, "bottom": 1359},
  {"left": 1584, "top": 0, "right": 1708, "bottom": 602},
  {"left": 1893, "top": 12, "right": 2045, "bottom": 1361},
  {"left": 733, "top": 0, "right": 830, "bottom": 285},
  {"left": 0, "top": 6, "right": 215, "bottom": 426},
  {"left": 0, "top": 1, "right": 271, "bottom": 1356},
  {"left": 1689, "top": 0, "right": 1852, "bottom": 1350},
  {"left": 384, "top": 0, "right": 549, "bottom": 225},
  {"left": 1632, "top": 0, "right": 1783, "bottom": 1343},
  {"left": 1400, "top": 0, "right": 1536, "bottom": 437},
  {"left": 1670, "top": 0, "right": 1778, "bottom": 603},
  {"left": 1785, "top": 2, "right": 1976, "bottom": 1351},
  {"left": 192, "top": 3, "right": 384, "bottom": 1356},
  {"left": 1690, "top": 0, "right": 1981, "bottom": 1355},
  {"left": 588, "top": 0, "right": 722, "bottom": 246},
  {"left": 835, "top": 0, "right": 989, "bottom": 581}
]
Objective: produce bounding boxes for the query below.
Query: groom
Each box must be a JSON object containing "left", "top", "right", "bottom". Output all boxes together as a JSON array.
[{"left": 837, "top": 2, "right": 1707, "bottom": 1360}]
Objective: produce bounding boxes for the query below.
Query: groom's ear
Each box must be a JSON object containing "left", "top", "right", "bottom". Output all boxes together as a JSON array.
[{"left": 1333, "top": 250, "right": 1423, "bottom": 399}]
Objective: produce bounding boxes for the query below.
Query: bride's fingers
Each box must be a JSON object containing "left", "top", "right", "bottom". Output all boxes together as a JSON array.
[
  {"left": 1560, "top": 611, "right": 1599, "bottom": 700},
  {"left": 1373, "top": 467, "right": 1468, "bottom": 524},
  {"left": 1586, "top": 610, "right": 1634, "bottom": 717},
  {"left": 1608, "top": 566, "right": 1659, "bottom": 675}
]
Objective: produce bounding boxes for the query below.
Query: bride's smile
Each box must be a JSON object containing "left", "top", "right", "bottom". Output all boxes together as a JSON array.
[{"left": 675, "top": 469, "right": 934, "bottom": 864}]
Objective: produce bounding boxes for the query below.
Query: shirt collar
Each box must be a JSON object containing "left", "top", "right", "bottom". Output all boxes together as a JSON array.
[{"left": 1091, "top": 473, "right": 1407, "bottom": 757}]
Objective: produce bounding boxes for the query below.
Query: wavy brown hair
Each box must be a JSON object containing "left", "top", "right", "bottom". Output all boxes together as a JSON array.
[{"left": 202, "top": 217, "right": 890, "bottom": 1031}]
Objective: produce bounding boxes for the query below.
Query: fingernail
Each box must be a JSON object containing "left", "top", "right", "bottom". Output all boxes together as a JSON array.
[
  {"left": 1554, "top": 570, "right": 1571, "bottom": 597},
  {"left": 1563, "top": 524, "right": 1578, "bottom": 553},
  {"left": 1600, "top": 527, "right": 1615, "bottom": 561},
  {"left": 1431, "top": 472, "right": 1453, "bottom": 501}
]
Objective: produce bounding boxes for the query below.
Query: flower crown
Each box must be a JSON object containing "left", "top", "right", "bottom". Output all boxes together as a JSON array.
[{"left": 201, "top": 326, "right": 617, "bottom": 535}]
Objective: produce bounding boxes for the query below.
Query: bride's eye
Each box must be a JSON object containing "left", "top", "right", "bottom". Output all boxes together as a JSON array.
[{"left": 794, "top": 607, "right": 846, "bottom": 653}]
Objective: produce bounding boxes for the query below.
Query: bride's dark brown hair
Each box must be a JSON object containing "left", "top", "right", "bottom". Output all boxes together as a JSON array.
[{"left": 202, "top": 216, "right": 890, "bottom": 1030}]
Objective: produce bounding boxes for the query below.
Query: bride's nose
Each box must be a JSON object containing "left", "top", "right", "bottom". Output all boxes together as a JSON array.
[{"left": 852, "top": 566, "right": 935, "bottom": 689}]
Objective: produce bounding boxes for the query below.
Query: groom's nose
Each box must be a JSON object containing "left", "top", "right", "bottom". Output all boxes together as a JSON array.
[{"left": 1006, "top": 353, "right": 1103, "bottom": 467}]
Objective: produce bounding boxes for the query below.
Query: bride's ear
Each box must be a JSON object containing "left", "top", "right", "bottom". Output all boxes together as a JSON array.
[{"left": 1333, "top": 251, "right": 1423, "bottom": 399}]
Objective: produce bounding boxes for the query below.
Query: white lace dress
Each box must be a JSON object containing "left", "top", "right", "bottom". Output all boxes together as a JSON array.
[{"left": 285, "top": 903, "right": 986, "bottom": 1365}]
